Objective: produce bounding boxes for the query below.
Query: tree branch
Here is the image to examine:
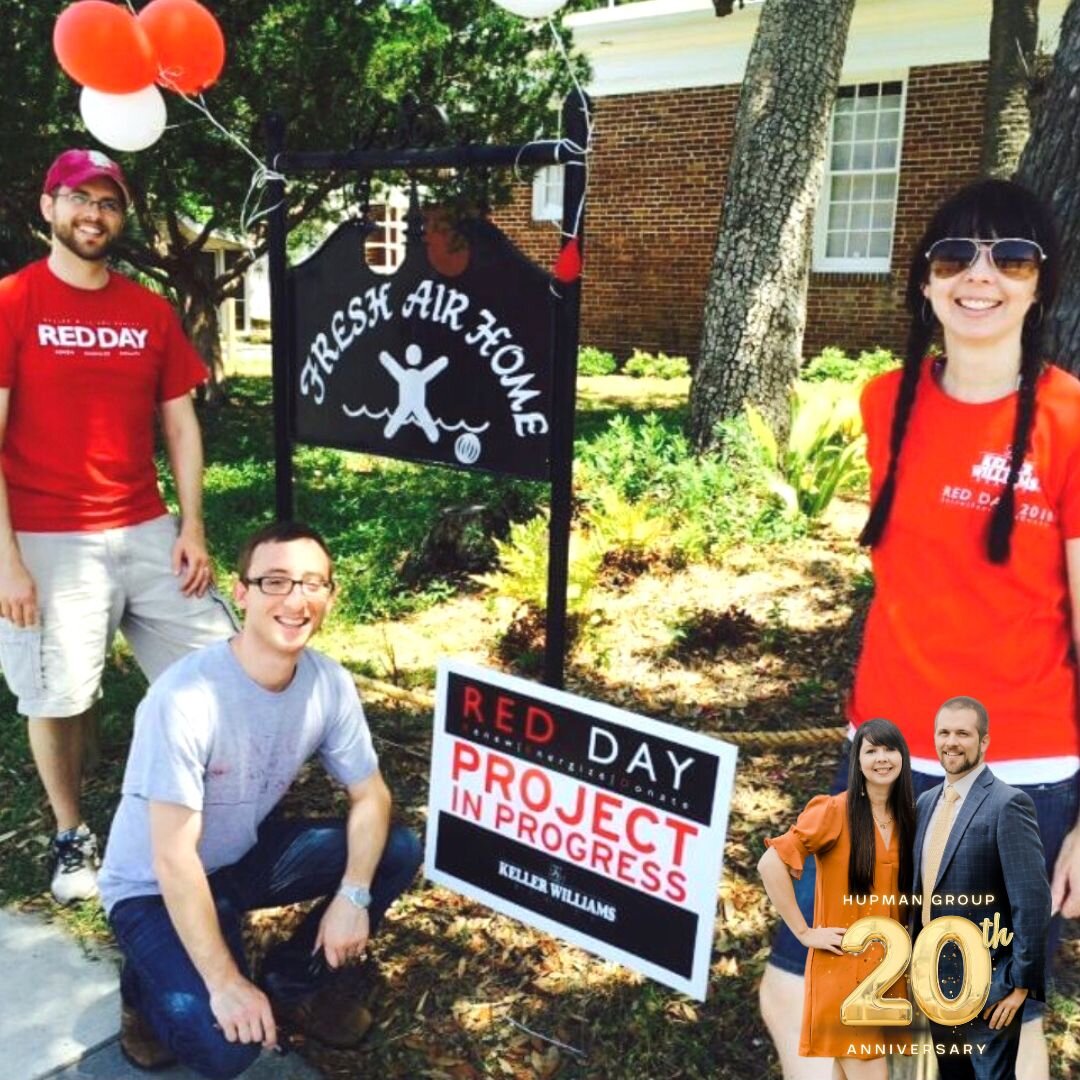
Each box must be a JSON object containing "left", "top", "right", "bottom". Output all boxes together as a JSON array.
[
  {"left": 189, "top": 212, "right": 219, "bottom": 254},
  {"left": 114, "top": 243, "right": 172, "bottom": 287}
]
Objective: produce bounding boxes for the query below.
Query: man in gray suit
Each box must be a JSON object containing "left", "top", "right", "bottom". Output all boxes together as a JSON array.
[{"left": 914, "top": 696, "right": 1051, "bottom": 1079}]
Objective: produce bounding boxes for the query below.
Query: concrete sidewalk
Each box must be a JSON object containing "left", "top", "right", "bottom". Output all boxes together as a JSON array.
[{"left": 0, "top": 910, "right": 318, "bottom": 1080}]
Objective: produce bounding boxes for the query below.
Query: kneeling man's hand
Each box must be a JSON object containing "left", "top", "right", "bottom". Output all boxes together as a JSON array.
[
  {"left": 316, "top": 895, "right": 371, "bottom": 969},
  {"left": 983, "top": 986, "right": 1028, "bottom": 1030},
  {"left": 209, "top": 972, "right": 277, "bottom": 1048}
]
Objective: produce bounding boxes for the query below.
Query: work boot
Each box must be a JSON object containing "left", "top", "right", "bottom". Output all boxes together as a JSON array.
[
  {"left": 119, "top": 1003, "right": 176, "bottom": 1071},
  {"left": 272, "top": 984, "right": 374, "bottom": 1049}
]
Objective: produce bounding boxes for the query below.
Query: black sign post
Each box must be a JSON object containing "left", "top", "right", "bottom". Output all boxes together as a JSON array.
[
  {"left": 544, "top": 93, "right": 587, "bottom": 689},
  {"left": 264, "top": 92, "right": 589, "bottom": 687}
]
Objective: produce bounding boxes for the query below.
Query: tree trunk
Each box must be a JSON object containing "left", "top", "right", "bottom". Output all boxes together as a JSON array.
[
  {"left": 980, "top": 0, "right": 1039, "bottom": 178},
  {"left": 183, "top": 293, "right": 226, "bottom": 403},
  {"left": 170, "top": 257, "right": 227, "bottom": 403},
  {"left": 1016, "top": 0, "right": 1080, "bottom": 374},
  {"left": 688, "top": 0, "right": 855, "bottom": 452}
]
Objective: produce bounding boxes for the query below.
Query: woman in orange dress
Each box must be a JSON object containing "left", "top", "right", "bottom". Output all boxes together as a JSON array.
[{"left": 758, "top": 719, "right": 916, "bottom": 1079}]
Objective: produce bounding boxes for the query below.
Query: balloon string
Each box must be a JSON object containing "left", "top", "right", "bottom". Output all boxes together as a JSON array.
[
  {"left": 108, "top": 3, "right": 280, "bottom": 241},
  {"left": 548, "top": 17, "right": 592, "bottom": 245},
  {"left": 512, "top": 17, "right": 592, "bottom": 252},
  {"left": 164, "top": 81, "right": 285, "bottom": 239},
  {"left": 536, "top": 18, "right": 592, "bottom": 300}
]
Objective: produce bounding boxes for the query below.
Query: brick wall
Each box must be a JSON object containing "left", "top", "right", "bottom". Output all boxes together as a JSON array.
[{"left": 493, "top": 61, "right": 988, "bottom": 364}]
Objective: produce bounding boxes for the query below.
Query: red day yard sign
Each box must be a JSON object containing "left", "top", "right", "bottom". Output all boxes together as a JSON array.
[{"left": 424, "top": 660, "right": 738, "bottom": 1000}]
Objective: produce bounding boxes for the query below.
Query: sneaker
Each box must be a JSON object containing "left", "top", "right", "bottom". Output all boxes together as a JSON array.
[
  {"left": 49, "top": 825, "right": 99, "bottom": 904},
  {"left": 119, "top": 1003, "right": 176, "bottom": 1071},
  {"left": 271, "top": 984, "right": 374, "bottom": 1049}
]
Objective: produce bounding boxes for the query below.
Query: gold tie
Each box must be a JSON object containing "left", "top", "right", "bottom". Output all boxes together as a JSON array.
[{"left": 922, "top": 785, "right": 961, "bottom": 926}]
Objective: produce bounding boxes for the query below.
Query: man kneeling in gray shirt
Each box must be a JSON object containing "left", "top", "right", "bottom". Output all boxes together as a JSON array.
[{"left": 99, "top": 521, "right": 422, "bottom": 1077}]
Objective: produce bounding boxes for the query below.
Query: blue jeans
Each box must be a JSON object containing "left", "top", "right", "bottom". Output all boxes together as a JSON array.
[
  {"left": 109, "top": 817, "right": 423, "bottom": 1080},
  {"left": 767, "top": 752, "right": 1079, "bottom": 1021}
]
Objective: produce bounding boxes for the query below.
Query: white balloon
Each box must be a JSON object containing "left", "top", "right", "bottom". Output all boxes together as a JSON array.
[
  {"left": 79, "top": 85, "right": 167, "bottom": 153},
  {"left": 492, "top": 0, "right": 568, "bottom": 19}
]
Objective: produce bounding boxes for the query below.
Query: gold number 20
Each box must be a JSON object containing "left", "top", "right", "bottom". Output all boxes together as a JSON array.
[{"left": 840, "top": 916, "right": 992, "bottom": 1026}]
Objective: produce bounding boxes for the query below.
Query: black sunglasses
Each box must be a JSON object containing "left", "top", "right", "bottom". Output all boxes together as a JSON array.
[{"left": 925, "top": 237, "right": 1045, "bottom": 281}]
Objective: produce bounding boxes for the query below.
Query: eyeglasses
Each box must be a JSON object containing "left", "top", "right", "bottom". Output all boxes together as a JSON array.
[
  {"left": 242, "top": 575, "right": 335, "bottom": 597},
  {"left": 925, "top": 237, "right": 1045, "bottom": 280},
  {"left": 55, "top": 191, "right": 125, "bottom": 216}
]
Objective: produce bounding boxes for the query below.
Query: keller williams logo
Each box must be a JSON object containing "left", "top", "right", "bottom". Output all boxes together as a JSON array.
[{"left": 970, "top": 450, "right": 1040, "bottom": 492}]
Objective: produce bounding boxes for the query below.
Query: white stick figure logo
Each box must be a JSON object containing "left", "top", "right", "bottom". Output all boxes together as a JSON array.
[
  {"left": 379, "top": 343, "right": 448, "bottom": 444},
  {"left": 342, "top": 340, "right": 490, "bottom": 462}
]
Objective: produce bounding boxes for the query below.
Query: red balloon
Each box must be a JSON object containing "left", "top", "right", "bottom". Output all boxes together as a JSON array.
[
  {"left": 54, "top": 1, "right": 157, "bottom": 94},
  {"left": 553, "top": 237, "right": 583, "bottom": 284},
  {"left": 139, "top": 0, "right": 225, "bottom": 95}
]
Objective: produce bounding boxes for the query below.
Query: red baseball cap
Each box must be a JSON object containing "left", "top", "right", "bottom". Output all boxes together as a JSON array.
[{"left": 43, "top": 149, "right": 131, "bottom": 207}]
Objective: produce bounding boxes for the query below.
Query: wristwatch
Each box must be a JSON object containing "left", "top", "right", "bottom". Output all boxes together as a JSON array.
[{"left": 337, "top": 882, "right": 372, "bottom": 910}]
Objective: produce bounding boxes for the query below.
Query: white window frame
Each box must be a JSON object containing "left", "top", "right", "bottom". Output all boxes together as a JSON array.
[
  {"left": 365, "top": 191, "right": 408, "bottom": 275},
  {"left": 813, "top": 74, "right": 908, "bottom": 274},
  {"left": 531, "top": 165, "right": 565, "bottom": 224}
]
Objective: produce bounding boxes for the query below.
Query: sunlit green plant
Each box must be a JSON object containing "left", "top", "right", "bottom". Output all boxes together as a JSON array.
[
  {"left": 475, "top": 512, "right": 604, "bottom": 613},
  {"left": 624, "top": 349, "right": 690, "bottom": 379},
  {"left": 577, "top": 345, "right": 618, "bottom": 376},
  {"left": 802, "top": 345, "right": 900, "bottom": 383},
  {"left": 582, "top": 485, "right": 670, "bottom": 557},
  {"left": 745, "top": 380, "right": 868, "bottom": 520}
]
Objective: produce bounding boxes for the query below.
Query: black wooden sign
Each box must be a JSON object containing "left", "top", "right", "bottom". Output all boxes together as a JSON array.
[{"left": 290, "top": 217, "right": 553, "bottom": 481}]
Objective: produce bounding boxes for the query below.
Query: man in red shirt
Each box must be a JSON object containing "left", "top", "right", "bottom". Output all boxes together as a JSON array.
[{"left": 0, "top": 149, "right": 236, "bottom": 904}]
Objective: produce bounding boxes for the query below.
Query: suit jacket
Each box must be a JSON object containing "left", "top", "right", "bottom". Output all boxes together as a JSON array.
[{"left": 913, "top": 766, "right": 1050, "bottom": 1005}]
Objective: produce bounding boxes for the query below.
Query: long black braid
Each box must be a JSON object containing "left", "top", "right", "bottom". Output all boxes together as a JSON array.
[
  {"left": 857, "top": 317, "right": 934, "bottom": 549},
  {"left": 860, "top": 179, "right": 1061, "bottom": 563},
  {"left": 987, "top": 323, "right": 1043, "bottom": 562}
]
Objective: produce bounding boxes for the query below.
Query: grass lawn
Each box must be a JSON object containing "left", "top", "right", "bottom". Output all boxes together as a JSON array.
[{"left": 1, "top": 373, "right": 1076, "bottom": 1079}]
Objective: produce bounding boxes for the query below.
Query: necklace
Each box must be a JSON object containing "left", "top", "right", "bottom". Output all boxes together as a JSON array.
[{"left": 873, "top": 814, "right": 893, "bottom": 829}]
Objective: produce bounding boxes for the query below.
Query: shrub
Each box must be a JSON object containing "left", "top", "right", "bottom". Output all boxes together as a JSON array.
[
  {"left": 624, "top": 349, "right": 690, "bottom": 379},
  {"left": 802, "top": 346, "right": 852, "bottom": 382},
  {"left": 803, "top": 345, "right": 899, "bottom": 383},
  {"left": 853, "top": 346, "right": 901, "bottom": 379},
  {"left": 576, "top": 413, "right": 689, "bottom": 504},
  {"left": 584, "top": 486, "right": 669, "bottom": 555},
  {"left": 474, "top": 512, "right": 604, "bottom": 614},
  {"left": 584, "top": 486, "right": 671, "bottom": 585},
  {"left": 476, "top": 512, "right": 606, "bottom": 669},
  {"left": 575, "top": 413, "right": 804, "bottom": 560},
  {"left": 577, "top": 345, "right": 618, "bottom": 377}
]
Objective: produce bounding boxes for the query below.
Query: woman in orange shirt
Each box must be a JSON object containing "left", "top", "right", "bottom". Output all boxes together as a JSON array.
[
  {"left": 759, "top": 719, "right": 916, "bottom": 1079},
  {"left": 761, "top": 179, "right": 1080, "bottom": 1080}
]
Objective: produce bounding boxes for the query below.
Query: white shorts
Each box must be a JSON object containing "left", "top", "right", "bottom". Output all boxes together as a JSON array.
[{"left": 0, "top": 514, "right": 238, "bottom": 718}]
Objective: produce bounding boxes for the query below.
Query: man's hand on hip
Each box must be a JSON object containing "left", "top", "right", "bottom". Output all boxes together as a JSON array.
[
  {"left": 1051, "top": 823, "right": 1080, "bottom": 918},
  {"left": 0, "top": 553, "right": 37, "bottom": 626},
  {"left": 315, "top": 894, "right": 371, "bottom": 969},
  {"left": 171, "top": 523, "right": 213, "bottom": 598},
  {"left": 983, "top": 986, "right": 1028, "bottom": 1030},
  {"left": 207, "top": 971, "right": 277, "bottom": 1048}
]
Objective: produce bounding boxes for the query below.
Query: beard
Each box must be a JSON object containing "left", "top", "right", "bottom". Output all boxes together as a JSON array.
[
  {"left": 52, "top": 219, "right": 117, "bottom": 262},
  {"left": 939, "top": 747, "right": 981, "bottom": 775}
]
